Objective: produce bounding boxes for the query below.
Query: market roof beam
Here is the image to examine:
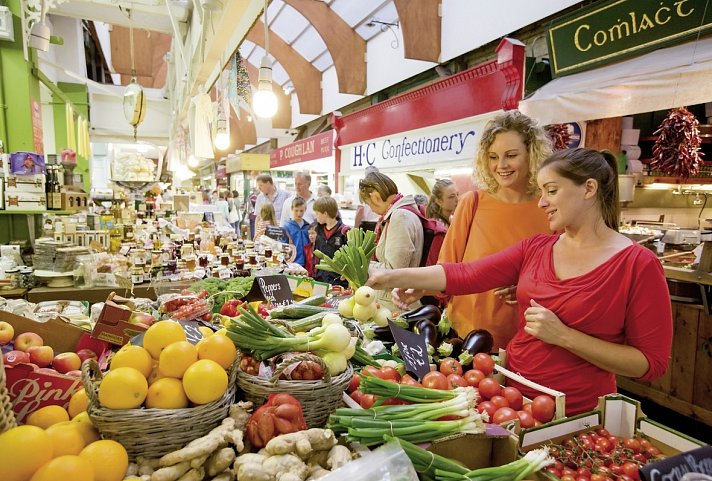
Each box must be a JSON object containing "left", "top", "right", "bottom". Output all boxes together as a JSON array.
[{"left": 393, "top": 0, "right": 441, "bottom": 62}]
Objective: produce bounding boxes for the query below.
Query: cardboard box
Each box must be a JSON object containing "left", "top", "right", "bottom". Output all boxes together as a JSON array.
[
  {"left": 60, "top": 192, "right": 88, "bottom": 211},
  {"left": 517, "top": 394, "right": 706, "bottom": 480},
  {"left": 427, "top": 428, "right": 518, "bottom": 471},
  {"left": 4, "top": 192, "right": 46, "bottom": 211},
  {"left": 2, "top": 311, "right": 111, "bottom": 422},
  {"left": 4, "top": 173, "right": 45, "bottom": 193},
  {"left": 91, "top": 300, "right": 147, "bottom": 345}
]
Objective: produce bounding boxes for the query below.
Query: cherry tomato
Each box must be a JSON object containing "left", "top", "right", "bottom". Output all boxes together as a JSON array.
[
  {"left": 422, "top": 371, "right": 450, "bottom": 390},
  {"left": 562, "top": 468, "right": 577, "bottom": 478},
  {"left": 362, "top": 366, "right": 383, "bottom": 379},
  {"left": 473, "top": 353, "right": 495, "bottom": 375},
  {"left": 447, "top": 373, "right": 468, "bottom": 388},
  {"left": 646, "top": 446, "right": 661, "bottom": 458},
  {"left": 490, "top": 395, "right": 509, "bottom": 410},
  {"left": 347, "top": 373, "right": 360, "bottom": 393},
  {"left": 561, "top": 475, "right": 576, "bottom": 481},
  {"left": 379, "top": 366, "right": 401, "bottom": 383},
  {"left": 632, "top": 453, "right": 647, "bottom": 464},
  {"left": 360, "top": 394, "right": 376, "bottom": 409},
  {"left": 439, "top": 357, "right": 463, "bottom": 376},
  {"left": 596, "top": 438, "right": 611, "bottom": 453},
  {"left": 492, "top": 407, "right": 518, "bottom": 424},
  {"left": 619, "top": 476, "right": 634, "bottom": 481},
  {"left": 521, "top": 402, "right": 533, "bottom": 414},
  {"left": 576, "top": 477, "right": 589, "bottom": 481},
  {"left": 610, "top": 464, "right": 624, "bottom": 476},
  {"left": 639, "top": 439, "right": 652, "bottom": 450},
  {"left": 349, "top": 390, "right": 363, "bottom": 404},
  {"left": 477, "top": 377, "right": 501, "bottom": 399},
  {"left": 531, "top": 395, "right": 555, "bottom": 423},
  {"left": 596, "top": 428, "right": 610, "bottom": 437},
  {"left": 577, "top": 468, "right": 592, "bottom": 478},
  {"left": 502, "top": 386, "right": 523, "bottom": 410},
  {"left": 623, "top": 438, "right": 641, "bottom": 454},
  {"left": 546, "top": 467, "right": 562, "bottom": 479},
  {"left": 591, "top": 474, "right": 606, "bottom": 481},
  {"left": 622, "top": 461, "right": 640, "bottom": 480},
  {"left": 463, "top": 369, "right": 485, "bottom": 387},
  {"left": 516, "top": 410, "right": 535, "bottom": 428},
  {"left": 608, "top": 435, "right": 620, "bottom": 448},
  {"left": 477, "top": 401, "right": 497, "bottom": 419}
]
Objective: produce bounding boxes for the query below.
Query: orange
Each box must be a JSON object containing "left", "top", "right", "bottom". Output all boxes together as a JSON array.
[
  {"left": 98, "top": 367, "right": 148, "bottom": 409},
  {"left": 147, "top": 364, "right": 166, "bottom": 385},
  {"left": 29, "top": 455, "right": 94, "bottom": 481},
  {"left": 198, "top": 326, "right": 214, "bottom": 338},
  {"left": 0, "top": 425, "right": 54, "bottom": 481},
  {"left": 80, "top": 440, "right": 128, "bottom": 481},
  {"left": 25, "top": 405, "right": 70, "bottom": 429},
  {"left": 110, "top": 345, "right": 153, "bottom": 378},
  {"left": 45, "top": 422, "right": 86, "bottom": 456},
  {"left": 145, "top": 377, "right": 189, "bottom": 409},
  {"left": 68, "top": 388, "right": 89, "bottom": 418},
  {"left": 182, "top": 359, "right": 228, "bottom": 404},
  {"left": 158, "top": 341, "right": 198, "bottom": 378},
  {"left": 142, "top": 321, "right": 187, "bottom": 359},
  {"left": 197, "top": 335, "right": 237, "bottom": 369},
  {"left": 70, "top": 417, "right": 101, "bottom": 445}
]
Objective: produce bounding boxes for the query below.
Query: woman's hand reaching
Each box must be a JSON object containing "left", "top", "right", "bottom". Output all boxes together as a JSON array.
[
  {"left": 494, "top": 285, "right": 518, "bottom": 305},
  {"left": 365, "top": 269, "right": 391, "bottom": 290},
  {"left": 523, "top": 299, "right": 572, "bottom": 346},
  {"left": 391, "top": 288, "right": 425, "bottom": 310}
]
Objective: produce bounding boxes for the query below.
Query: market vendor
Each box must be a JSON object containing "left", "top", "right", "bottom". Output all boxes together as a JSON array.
[{"left": 367, "top": 148, "right": 673, "bottom": 415}]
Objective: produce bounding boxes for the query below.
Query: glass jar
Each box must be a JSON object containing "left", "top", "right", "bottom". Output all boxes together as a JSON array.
[
  {"left": 186, "top": 255, "right": 196, "bottom": 271},
  {"left": 180, "top": 243, "right": 194, "bottom": 259},
  {"left": 221, "top": 254, "right": 230, "bottom": 266},
  {"left": 130, "top": 266, "right": 144, "bottom": 284}
]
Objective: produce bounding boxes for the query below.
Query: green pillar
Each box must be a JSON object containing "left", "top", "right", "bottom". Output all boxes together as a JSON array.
[
  {"left": 0, "top": 0, "right": 42, "bottom": 152},
  {"left": 53, "top": 82, "right": 90, "bottom": 192}
]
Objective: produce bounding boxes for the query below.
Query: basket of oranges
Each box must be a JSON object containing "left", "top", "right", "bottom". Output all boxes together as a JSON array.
[
  {"left": 0, "top": 354, "right": 17, "bottom": 433},
  {"left": 81, "top": 321, "right": 238, "bottom": 459}
]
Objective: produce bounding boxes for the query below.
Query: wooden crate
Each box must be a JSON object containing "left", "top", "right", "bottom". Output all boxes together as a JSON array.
[{"left": 618, "top": 302, "right": 712, "bottom": 427}]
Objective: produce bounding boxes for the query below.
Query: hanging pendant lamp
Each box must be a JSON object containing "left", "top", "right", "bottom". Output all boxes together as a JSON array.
[
  {"left": 252, "top": 0, "right": 277, "bottom": 119},
  {"left": 122, "top": 8, "right": 147, "bottom": 140}
]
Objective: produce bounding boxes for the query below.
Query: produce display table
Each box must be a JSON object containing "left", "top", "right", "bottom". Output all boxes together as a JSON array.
[
  {"left": 27, "top": 283, "right": 191, "bottom": 303},
  {"left": 0, "top": 288, "right": 28, "bottom": 299}
]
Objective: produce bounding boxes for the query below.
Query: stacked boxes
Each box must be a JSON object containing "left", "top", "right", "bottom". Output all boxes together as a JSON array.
[{"left": 4, "top": 173, "right": 46, "bottom": 211}]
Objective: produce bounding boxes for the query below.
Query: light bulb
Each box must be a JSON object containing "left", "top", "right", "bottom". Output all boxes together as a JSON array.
[
  {"left": 214, "top": 131, "right": 230, "bottom": 150},
  {"left": 188, "top": 154, "right": 199, "bottom": 168},
  {"left": 253, "top": 86, "right": 278, "bottom": 119}
]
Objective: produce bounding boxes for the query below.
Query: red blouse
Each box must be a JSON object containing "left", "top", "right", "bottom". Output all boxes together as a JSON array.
[{"left": 442, "top": 234, "right": 672, "bottom": 415}]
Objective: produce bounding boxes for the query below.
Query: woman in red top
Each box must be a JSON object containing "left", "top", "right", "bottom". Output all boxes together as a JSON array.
[{"left": 367, "top": 148, "right": 672, "bottom": 414}]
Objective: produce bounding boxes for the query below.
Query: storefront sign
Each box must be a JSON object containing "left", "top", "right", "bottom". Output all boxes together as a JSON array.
[
  {"left": 271, "top": 131, "right": 334, "bottom": 168},
  {"left": 548, "top": 0, "right": 712, "bottom": 77},
  {"left": 226, "top": 153, "right": 270, "bottom": 173},
  {"left": 343, "top": 113, "right": 496, "bottom": 173}
]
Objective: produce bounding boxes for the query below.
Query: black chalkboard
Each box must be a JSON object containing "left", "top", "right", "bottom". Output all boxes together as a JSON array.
[
  {"left": 388, "top": 320, "right": 430, "bottom": 379},
  {"left": 639, "top": 445, "right": 712, "bottom": 481},
  {"left": 245, "top": 274, "right": 294, "bottom": 307},
  {"left": 265, "top": 225, "right": 285, "bottom": 240}
]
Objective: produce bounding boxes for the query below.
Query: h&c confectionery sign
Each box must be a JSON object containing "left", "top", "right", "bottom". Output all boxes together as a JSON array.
[{"left": 547, "top": 0, "right": 712, "bottom": 77}]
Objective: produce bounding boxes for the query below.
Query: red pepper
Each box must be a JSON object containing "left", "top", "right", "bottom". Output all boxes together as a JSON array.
[
  {"left": 246, "top": 393, "right": 306, "bottom": 448},
  {"left": 219, "top": 299, "right": 243, "bottom": 317}
]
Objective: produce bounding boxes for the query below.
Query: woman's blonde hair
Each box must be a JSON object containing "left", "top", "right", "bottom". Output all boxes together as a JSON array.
[
  {"left": 259, "top": 203, "right": 277, "bottom": 225},
  {"left": 473, "top": 110, "right": 552, "bottom": 196}
]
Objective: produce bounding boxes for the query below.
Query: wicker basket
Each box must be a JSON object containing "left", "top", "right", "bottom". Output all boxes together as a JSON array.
[
  {"left": 236, "top": 353, "right": 353, "bottom": 428},
  {"left": 0, "top": 354, "right": 17, "bottom": 433},
  {"left": 81, "top": 358, "right": 237, "bottom": 459}
]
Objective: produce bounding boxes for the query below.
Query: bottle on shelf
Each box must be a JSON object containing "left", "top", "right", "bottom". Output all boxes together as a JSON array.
[{"left": 45, "top": 165, "right": 54, "bottom": 210}]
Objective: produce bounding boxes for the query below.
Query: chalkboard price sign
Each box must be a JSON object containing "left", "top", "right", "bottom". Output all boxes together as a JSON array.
[
  {"left": 639, "top": 446, "right": 712, "bottom": 481},
  {"left": 256, "top": 275, "right": 294, "bottom": 307},
  {"left": 388, "top": 320, "right": 430, "bottom": 379},
  {"left": 265, "top": 225, "right": 285, "bottom": 240}
]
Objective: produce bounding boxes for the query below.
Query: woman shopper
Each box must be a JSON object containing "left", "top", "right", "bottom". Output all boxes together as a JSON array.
[
  {"left": 367, "top": 148, "right": 673, "bottom": 415},
  {"left": 426, "top": 179, "right": 459, "bottom": 227},
  {"left": 359, "top": 171, "right": 423, "bottom": 311},
  {"left": 439, "top": 110, "right": 553, "bottom": 350}
]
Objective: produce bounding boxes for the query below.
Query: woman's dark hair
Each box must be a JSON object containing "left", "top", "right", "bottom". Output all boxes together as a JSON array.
[
  {"left": 426, "top": 178, "right": 455, "bottom": 226},
  {"left": 539, "top": 148, "right": 620, "bottom": 230},
  {"left": 358, "top": 171, "right": 398, "bottom": 203}
]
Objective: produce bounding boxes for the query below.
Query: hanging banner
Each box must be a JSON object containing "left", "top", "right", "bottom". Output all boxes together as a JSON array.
[
  {"left": 31, "top": 99, "right": 44, "bottom": 154},
  {"left": 270, "top": 131, "right": 334, "bottom": 168},
  {"left": 341, "top": 112, "right": 499, "bottom": 173}
]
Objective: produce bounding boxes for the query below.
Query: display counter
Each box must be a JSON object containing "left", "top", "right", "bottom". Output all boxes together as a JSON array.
[
  {"left": 619, "top": 267, "right": 712, "bottom": 428},
  {"left": 26, "top": 282, "right": 192, "bottom": 303}
]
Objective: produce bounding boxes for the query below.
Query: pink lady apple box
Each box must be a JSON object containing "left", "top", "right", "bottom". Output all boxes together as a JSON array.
[{"left": 1, "top": 311, "right": 111, "bottom": 422}]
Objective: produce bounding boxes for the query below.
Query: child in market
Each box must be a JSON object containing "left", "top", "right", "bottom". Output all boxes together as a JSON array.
[
  {"left": 255, "top": 203, "right": 278, "bottom": 239},
  {"left": 312, "top": 196, "right": 350, "bottom": 287},
  {"left": 304, "top": 225, "right": 318, "bottom": 277},
  {"left": 282, "top": 197, "right": 310, "bottom": 267}
]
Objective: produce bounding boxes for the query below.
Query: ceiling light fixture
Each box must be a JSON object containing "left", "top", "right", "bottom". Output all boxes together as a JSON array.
[
  {"left": 122, "top": 8, "right": 147, "bottom": 140},
  {"left": 29, "top": 0, "right": 50, "bottom": 51},
  {"left": 252, "top": 0, "right": 278, "bottom": 119},
  {"left": 365, "top": 17, "right": 400, "bottom": 49},
  {"left": 188, "top": 154, "right": 199, "bottom": 168}
]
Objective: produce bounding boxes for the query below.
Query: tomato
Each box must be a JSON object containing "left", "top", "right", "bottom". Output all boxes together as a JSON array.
[
  {"left": 576, "top": 477, "right": 589, "bottom": 481},
  {"left": 348, "top": 374, "right": 360, "bottom": 393},
  {"left": 562, "top": 468, "right": 577, "bottom": 478},
  {"left": 516, "top": 410, "right": 535, "bottom": 428},
  {"left": 561, "top": 475, "right": 576, "bottom": 481},
  {"left": 490, "top": 395, "right": 509, "bottom": 410},
  {"left": 608, "top": 435, "right": 620, "bottom": 448},
  {"left": 439, "top": 357, "right": 463, "bottom": 376},
  {"left": 422, "top": 371, "right": 450, "bottom": 390},
  {"left": 379, "top": 366, "right": 401, "bottom": 383},
  {"left": 639, "top": 439, "right": 652, "bottom": 450},
  {"left": 492, "top": 407, "right": 518, "bottom": 424},
  {"left": 477, "top": 401, "right": 497, "bottom": 419},
  {"left": 447, "top": 374, "right": 468, "bottom": 388},
  {"left": 477, "top": 377, "right": 501, "bottom": 399},
  {"left": 521, "top": 402, "right": 533, "bottom": 414},
  {"left": 646, "top": 446, "right": 661, "bottom": 458},
  {"left": 349, "top": 390, "right": 363, "bottom": 404},
  {"left": 610, "top": 464, "right": 624, "bottom": 476},
  {"left": 577, "top": 468, "right": 591, "bottom": 478},
  {"left": 463, "top": 369, "right": 485, "bottom": 387},
  {"left": 596, "top": 438, "right": 611, "bottom": 453},
  {"left": 362, "top": 366, "right": 383, "bottom": 379},
  {"left": 545, "top": 467, "right": 562, "bottom": 479},
  {"left": 531, "top": 395, "right": 555, "bottom": 423},
  {"left": 502, "top": 386, "right": 523, "bottom": 410},
  {"left": 623, "top": 438, "right": 641, "bottom": 454},
  {"left": 622, "top": 461, "right": 639, "bottom": 480},
  {"left": 619, "top": 476, "right": 634, "bottom": 481},
  {"left": 360, "top": 394, "right": 376, "bottom": 409},
  {"left": 401, "top": 374, "right": 422, "bottom": 387},
  {"left": 591, "top": 475, "right": 606, "bottom": 481},
  {"left": 473, "top": 353, "right": 495, "bottom": 375},
  {"left": 632, "top": 453, "right": 647, "bottom": 464}
]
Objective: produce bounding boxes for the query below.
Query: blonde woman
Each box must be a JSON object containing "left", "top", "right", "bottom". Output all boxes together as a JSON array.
[
  {"left": 254, "top": 203, "right": 278, "bottom": 239},
  {"left": 438, "top": 110, "right": 553, "bottom": 350},
  {"left": 426, "top": 179, "right": 459, "bottom": 227}
]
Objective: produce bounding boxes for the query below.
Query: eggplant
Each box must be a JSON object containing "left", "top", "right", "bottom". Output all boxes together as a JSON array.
[
  {"left": 414, "top": 319, "right": 438, "bottom": 347},
  {"left": 448, "top": 337, "right": 464, "bottom": 358},
  {"left": 462, "top": 329, "right": 494, "bottom": 356},
  {"left": 373, "top": 325, "right": 395, "bottom": 343},
  {"left": 401, "top": 304, "right": 441, "bottom": 329}
]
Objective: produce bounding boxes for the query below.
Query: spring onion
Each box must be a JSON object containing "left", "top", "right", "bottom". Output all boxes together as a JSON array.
[
  {"left": 226, "top": 305, "right": 352, "bottom": 361},
  {"left": 359, "top": 374, "right": 461, "bottom": 402},
  {"left": 383, "top": 436, "right": 469, "bottom": 481}
]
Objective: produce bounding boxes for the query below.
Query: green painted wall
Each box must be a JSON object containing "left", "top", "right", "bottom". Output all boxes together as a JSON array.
[
  {"left": 54, "top": 82, "right": 90, "bottom": 192},
  {"left": 0, "top": 0, "right": 41, "bottom": 153}
]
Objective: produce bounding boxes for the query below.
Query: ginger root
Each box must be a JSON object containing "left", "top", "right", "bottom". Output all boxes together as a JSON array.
[
  {"left": 151, "top": 462, "right": 190, "bottom": 481},
  {"left": 210, "top": 470, "right": 235, "bottom": 481},
  {"left": 236, "top": 462, "right": 274, "bottom": 481},
  {"left": 262, "top": 454, "right": 308, "bottom": 481},
  {"left": 160, "top": 419, "right": 242, "bottom": 467},
  {"left": 138, "top": 457, "right": 160, "bottom": 476},
  {"left": 229, "top": 402, "right": 253, "bottom": 431},
  {"left": 305, "top": 465, "right": 330, "bottom": 481},
  {"left": 190, "top": 454, "right": 209, "bottom": 469},
  {"left": 206, "top": 448, "right": 236, "bottom": 476},
  {"left": 176, "top": 467, "right": 204, "bottom": 481},
  {"left": 326, "top": 445, "right": 352, "bottom": 470},
  {"left": 265, "top": 429, "right": 336, "bottom": 459}
]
